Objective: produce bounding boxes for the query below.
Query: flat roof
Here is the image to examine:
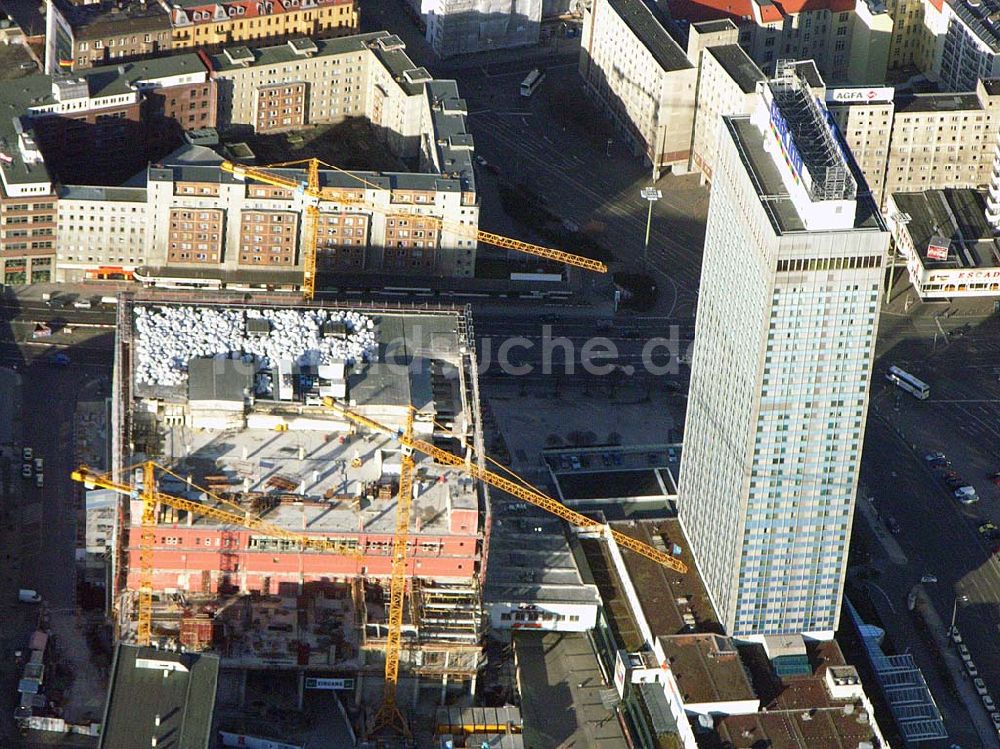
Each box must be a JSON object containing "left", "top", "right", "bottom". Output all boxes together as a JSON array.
[
  {"left": 707, "top": 44, "right": 763, "bottom": 94},
  {"left": 0, "top": 53, "right": 207, "bottom": 187},
  {"left": 53, "top": 0, "right": 170, "bottom": 37},
  {"left": 708, "top": 709, "right": 880, "bottom": 749},
  {"left": 485, "top": 518, "right": 601, "bottom": 606},
  {"left": 99, "top": 645, "right": 219, "bottom": 749},
  {"left": 892, "top": 188, "right": 1000, "bottom": 269},
  {"left": 691, "top": 18, "right": 738, "bottom": 32},
  {"left": 607, "top": 0, "right": 692, "bottom": 72},
  {"left": 515, "top": 632, "right": 629, "bottom": 749},
  {"left": 657, "top": 634, "right": 757, "bottom": 704},
  {"left": 725, "top": 117, "right": 885, "bottom": 234},
  {"left": 613, "top": 519, "right": 722, "bottom": 637},
  {"left": 895, "top": 91, "right": 982, "bottom": 113}
]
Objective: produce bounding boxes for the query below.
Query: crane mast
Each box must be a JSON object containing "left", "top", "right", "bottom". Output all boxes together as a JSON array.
[
  {"left": 220, "top": 159, "right": 608, "bottom": 301},
  {"left": 367, "top": 408, "right": 415, "bottom": 738}
]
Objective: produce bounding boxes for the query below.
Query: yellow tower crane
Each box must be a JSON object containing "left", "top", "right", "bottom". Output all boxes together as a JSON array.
[
  {"left": 219, "top": 158, "right": 608, "bottom": 300},
  {"left": 71, "top": 461, "right": 363, "bottom": 646},
  {"left": 324, "top": 400, "right": 689, "bottom": 573},
  {"left": 366, "top": 407, "right": 415, "bottom": 739}
]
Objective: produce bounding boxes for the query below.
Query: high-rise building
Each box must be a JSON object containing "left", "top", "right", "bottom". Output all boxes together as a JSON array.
[{"left": 678, "top": 64, "right": 889, "bottom": 639}]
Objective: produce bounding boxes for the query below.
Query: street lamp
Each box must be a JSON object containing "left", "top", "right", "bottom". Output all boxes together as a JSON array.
[{"left": 640, "top": 187, "right": 662, "bottom": 269}]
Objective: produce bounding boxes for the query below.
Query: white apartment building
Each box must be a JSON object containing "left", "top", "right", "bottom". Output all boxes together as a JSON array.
[
  {"left": 916, "top": 0, "right": 1000, "bottom": 90},
  {"left": 678, "top": 65, "right": 889, "bottom": 638},
  {"left": 688, "top": 21, "right": 766, "bottom": 181},
  {"left": 580, "top": 0, "right": 697, "bottom": 176}
]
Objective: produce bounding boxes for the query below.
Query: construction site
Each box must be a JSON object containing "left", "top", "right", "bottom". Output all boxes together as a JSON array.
[
  {"left": 92, "top": 293, "right": 490, "bottom": 728},
  {"left": 66, "top": 288, "right": 689, "bottom": 747}
]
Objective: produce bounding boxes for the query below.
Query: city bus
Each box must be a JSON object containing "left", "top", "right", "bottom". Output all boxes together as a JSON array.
[
  {"left": 886, "top": 365, "right": 930, "bottom": 400},
  {"left": 520, "top": 68, "right": 546, "bottom": 98}
]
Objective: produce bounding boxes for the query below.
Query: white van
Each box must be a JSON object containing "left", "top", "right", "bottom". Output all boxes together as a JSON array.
[{"left": 17, "top": 589, "right": 40, "bottom": 604}]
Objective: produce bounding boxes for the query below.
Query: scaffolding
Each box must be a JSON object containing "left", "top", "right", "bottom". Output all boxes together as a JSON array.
[{"left": 769, "top": 61, "right": 857, "bottom": 202}]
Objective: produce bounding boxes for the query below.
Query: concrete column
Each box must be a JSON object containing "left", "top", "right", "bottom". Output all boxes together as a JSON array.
[
  {"left": 354, "top": 675, "right": 363, "bottom": 707},
  {"left": 469, "top": 672, "right": 477, "bottom": 696},
  {"left": 412, "top": 676, "right": 420, "bottom": 710},
  {"left": 238, "top": 668, "right": 247, "bottom": 706},
  {"left": 297, "top": 670, "right": 305, "bottom": 711},
  {"left": 439, "top": 674, "right": 448, "bottom": 705}
]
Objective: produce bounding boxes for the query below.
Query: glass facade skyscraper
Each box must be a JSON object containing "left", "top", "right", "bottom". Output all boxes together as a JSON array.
[{"left": 678, "top": 67, "right": 889, "bottom": 639}]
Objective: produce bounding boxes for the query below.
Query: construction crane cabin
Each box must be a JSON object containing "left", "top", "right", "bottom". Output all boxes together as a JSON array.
[{"left": 220, "top": 158, "right": 607, "bottom": 300}]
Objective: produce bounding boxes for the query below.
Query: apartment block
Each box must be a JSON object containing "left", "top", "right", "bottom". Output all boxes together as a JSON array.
[
  {"left": 165, "top": 0, "right": 357, "bottom": 50},
  {"left": 56, "top": 187, "right": 147, "bottom": 280},
  {"left": 0, "top": 189, "right": 57, "bottom": 283},
  {"left": 44, "top": 0, "right": 172, "bottom": 73},
  {"left": 917, "top": 0, "right": 1000, "bottom": 90},
  {"left": 688, "top": 22, "right": 765, "bottom": 182},
  {"left": 678, "top": 65, "right": 888, "bottom": 638},
  {"left": 821, "top": 79, "right": 1000, "bottom": 207},
  {"left": 0, "top": 55, "right": 214, "bottom": 283},
  {"left": 885, "top": 0, "right": 932, "bottom": 70},
  {"left": 105, "top": 297, "right": 486, "bottom": 700},
  {"left": 54, "top": 54, "right": 478, "bottom": 284},
  {"left": 884, "top": 79, "right": 1000, "bottom": 197},
  {"left": 0, "top": 31, "right": 479, "bottom": 284},
  {"left": 208, "top": 35, "right": 431, "bottom": 158},
  {"left": 826, "top": 86, "right": 895, "bottom": 202},
  {"left": 580, "top": 0, "right": 698, "bottom": 176},
  {"left": 668, "top": 0, "right": 892, "bottom": 84}
]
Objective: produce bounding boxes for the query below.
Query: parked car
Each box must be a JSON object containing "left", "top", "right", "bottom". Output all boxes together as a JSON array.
[
  {"left": 959, "top": 643, "right": 971, "bottom": 658},
  {"left": 985, "top": 695, "right": 996, "bottom": 712},
  {"left": 47, "top": 352, "right": 70, "bottom": 366},
  {"left": 920, "top": 574, "right": 938, "bottom": 583},
  {"left": 975, "top": 678, "right": 989, "bottom": 696},
  {"left": 979, "top": 522, "right": 1000, "bottom": 540},
  {"left": 17, "top": 589, "right": 40, "bottom": 604},
  {"left": 20, "top": 463, "right": 31, "bottom": 478},
  {"left": 955, "top": 489, "right": 979, "bottom": 504},
  {"left": 945, "top": 477, "right": 965, "bottom": 489},
  {"left": 34, "top": 473, "right": 42, "bottom": 488},
  {"left": 21, "top": 447, "right": 32, "bottom": 461},
  {"left": 991, "top": 472, "right": 1000, "bottom": 487},
  {"left": 967, "top": 660, "right": 979, "bottom": 677},
  {"left": 990, "top": 712, "right": 1000, "bottom": 730},
  {"left": 33, "top": 457, "right": 42, "bottom": 472},
  {"left": 950, "top": 627, "right": 963, "bottom": 644},
  {"left": 925, "top": 452, "right": 946, "bottom": 462},
  {"left": 886, "top": 516, "right": 901, "bottom": 534}
]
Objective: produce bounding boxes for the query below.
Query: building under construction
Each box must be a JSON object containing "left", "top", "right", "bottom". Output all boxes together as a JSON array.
[{"left": 103, "top": 292, "right": 489, "bottom": 707}]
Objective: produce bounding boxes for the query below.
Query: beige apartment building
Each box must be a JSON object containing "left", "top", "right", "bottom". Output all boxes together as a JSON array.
[
  {"left": 52, "top": 33, "right": 479, "bottom": 284},
  {"left": 687, "top": 21, "right": 765, "bottom": 182},
  {"left": 826, "top": 87, "right": 895, "bottom": 202},
  {"left": 210, "top": 35, "right": 431, "bottom": 158},
  {"left": 824, "top": 79, "right": 1000, "bottom": 206},
  {"left": 580, "top": 0, "right": 697, "bottom": 176}
]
